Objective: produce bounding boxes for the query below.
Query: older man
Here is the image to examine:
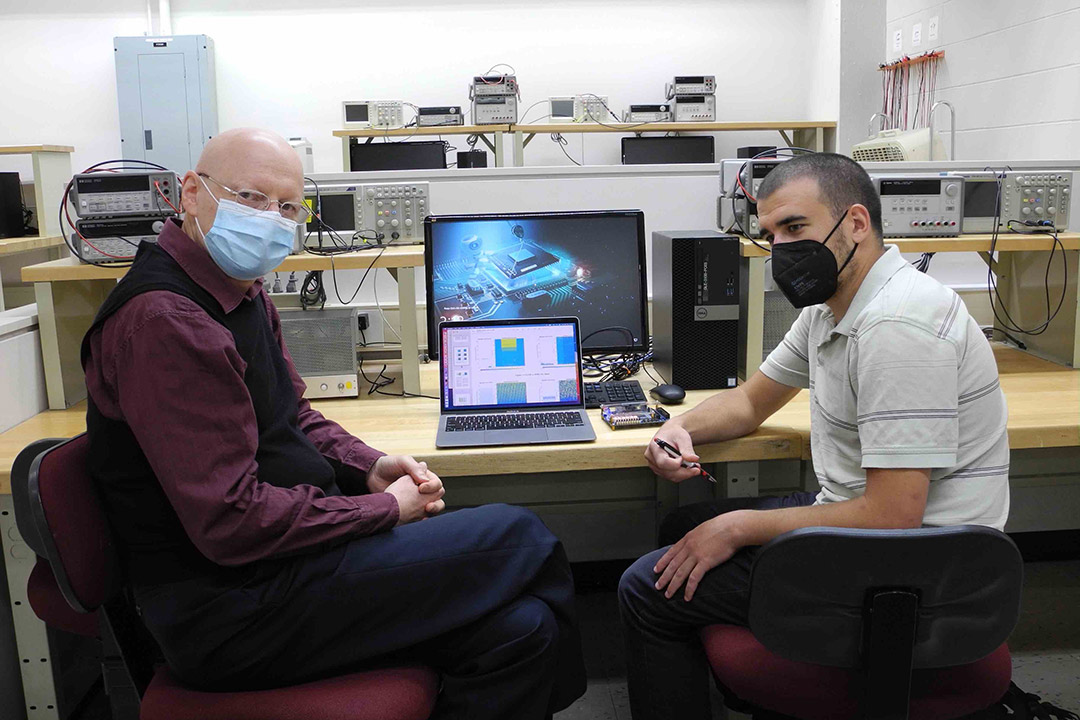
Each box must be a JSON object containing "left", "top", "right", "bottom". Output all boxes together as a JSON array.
[
  {"left": 81, "top": 128, "right": 585, "bottom": 719},
  {"left": 619, "top": 153, "right": 1010, "bottom": 720}
]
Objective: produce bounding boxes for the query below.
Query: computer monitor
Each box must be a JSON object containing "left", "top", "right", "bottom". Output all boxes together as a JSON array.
[
  {"left": 349, "top": 140, "right": 447, "bottom": 171},
  {"left": 621, "top": 136, "right": 715, "bottom": 165},
  {"left": 424, "top": 210, "right": 649, "bottom": 360}
]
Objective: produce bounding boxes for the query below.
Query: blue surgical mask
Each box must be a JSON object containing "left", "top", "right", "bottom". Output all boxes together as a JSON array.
[{"left": 195, "top": 182, "right": 297, "bottom": 281}]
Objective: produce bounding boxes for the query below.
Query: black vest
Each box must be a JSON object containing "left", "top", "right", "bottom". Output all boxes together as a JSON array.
[{"left": 81, "top": 242, "right": 339, "bottom": 587}]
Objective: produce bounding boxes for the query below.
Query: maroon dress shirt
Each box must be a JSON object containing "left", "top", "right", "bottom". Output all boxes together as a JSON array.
[{"left": 83, "top": 219, "right": 398, "bottom": 567}]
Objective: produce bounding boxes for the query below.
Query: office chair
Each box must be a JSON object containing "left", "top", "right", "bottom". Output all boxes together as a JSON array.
[
  {"left": 18, "top": 434, "right": 439, "bottom": 720},
  {"left": 700, "top": 525, "right": 1022, "bottom": 720}
]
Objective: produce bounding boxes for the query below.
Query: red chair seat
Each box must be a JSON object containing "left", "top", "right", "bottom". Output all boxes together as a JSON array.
[
  {"left": 139, "top": 665, "right": 439, "bottom": 720},
  {"left": 701, "top": 625, "right": 1011, "bottom": 720},
  {"left": 27, "top": 559, "right": 100, "bottom": 638}
]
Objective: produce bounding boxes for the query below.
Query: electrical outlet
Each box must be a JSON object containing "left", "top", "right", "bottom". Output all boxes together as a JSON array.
[
  {"left": 892, "top": 28, "right": 903, "bottom": 53},
  {"left": 357, "top": 313, "right": 369, "bottom": 332},
  {"left": 928, "top": 15, "right": 939, "bottom": 42},
  {"left": 912, "top": 22, "right": 922, "bottom": 47}
]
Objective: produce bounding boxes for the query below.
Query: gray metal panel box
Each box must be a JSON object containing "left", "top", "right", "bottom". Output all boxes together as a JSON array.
[{"left": 114, "top": 35, "right": 218, "bottom": 174}]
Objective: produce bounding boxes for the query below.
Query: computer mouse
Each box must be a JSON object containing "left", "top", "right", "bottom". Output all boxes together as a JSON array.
[{"left": 650, "top": 383, "right": 686, "bottom": 405}]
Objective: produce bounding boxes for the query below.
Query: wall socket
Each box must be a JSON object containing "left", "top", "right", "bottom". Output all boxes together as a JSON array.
[
  {"left": 928, "top": 15, "right": 939, "bottom": 42},
  {"left": 912, "top": 22, "right": 922, "bottom": 47},
  {"left": 357, "top": 312, "right": 369, "bottom": 331},
  {"left": 892, "top": 28, "right": 903, "bottom": 53}
]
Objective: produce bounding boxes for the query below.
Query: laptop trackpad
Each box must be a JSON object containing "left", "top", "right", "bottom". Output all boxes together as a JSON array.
[{"left": 485, "top": 428, "right": 549, "bottom": 445}]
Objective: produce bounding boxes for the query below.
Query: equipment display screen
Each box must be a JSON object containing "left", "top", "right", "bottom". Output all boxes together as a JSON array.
[
  {"left": 880, "top": 179, "right": 941, "bottom": 195},
  {"left": 964, "top": 180, "right": 999, "bottom": 217},
  {"left": 551, "top": 99, "right": 575, "bottom": 118},
  {"left": 425, "top": 211, "right": 648, "bottom": 359},
  {"left": 305, "top": 193, "right": 355, "bottom": 232},
  {"left": 76, "top": 175, "right": 149, "bottom": 193},
  {"left": 344, "top": 103, "right": 369, "bottom": 123},
  {"left": 441, "top": 321, "right": 581, "bottom": 411}
]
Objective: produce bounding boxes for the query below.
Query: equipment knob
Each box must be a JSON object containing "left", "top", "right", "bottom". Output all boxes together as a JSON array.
[
  {"left": 405, "top": 219, "right": 413, "bottom": 227},
  {"left": 1048, "top": 206, "right": 1057, "bottom": 215},
  {"left": 320, "top": 383, "right": 329, "bottom": 391},
  {"left": 391, "top": 200, "right": 398, "bottom": 207},
  {"left": 377, "top": 219, "right": 386, "bottom": 227},
  {"left": 391, "top": 219, "right": 399, "bottom": 227},
  {"left": 1022, "top": 206, "right": 1032, "bottom": 215},
  {"left": 945, "top": 183, "right": 959, "bottom": 197},
  {"left": 152, "top": 220, "right": 165, "bottom": 233},
  {"left": 366, "top": 189, "right": 375, "bottom": 198},
  {"left": 377, "top": 200, "right": 384, "bottom": 207},
  {"left": 1035, "top": 206, "right": 1045, "bottom": 216}
]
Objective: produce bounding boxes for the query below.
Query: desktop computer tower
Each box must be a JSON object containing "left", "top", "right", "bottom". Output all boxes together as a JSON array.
[{"left": 651, "top": 231, "right": 741, "bottom": 390}]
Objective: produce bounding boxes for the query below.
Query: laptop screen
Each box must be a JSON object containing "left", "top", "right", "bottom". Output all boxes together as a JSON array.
[{"left": 441, "top": 320, "right": 583, "bottom": 412}]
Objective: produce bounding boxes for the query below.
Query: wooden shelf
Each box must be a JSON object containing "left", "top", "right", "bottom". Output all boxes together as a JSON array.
[
  {"left": 332, "top": 125, "right": 509, "bottom": 138},
  {"left": 739, "top": 232, "right": 1080, "bottom": 258},
  {"left": 0, "top": 145, "right": 74, "bottom": 155},
  {"left": 21, "top": 245, "right": 425, "bottom": 283},
  {"left": 514, "top": 121, "right": 838, "bottom": 135},
  {"left": 0, "top": 235, "right": 66, "bottom": 257}
]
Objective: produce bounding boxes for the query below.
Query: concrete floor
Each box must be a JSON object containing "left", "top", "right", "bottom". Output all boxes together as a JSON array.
[
  {"left": 556, "top": 559, "right": 1080, "bottom": 720},
  {"left": 69, "top": 559, "right": 1080, "bottom": 720}
]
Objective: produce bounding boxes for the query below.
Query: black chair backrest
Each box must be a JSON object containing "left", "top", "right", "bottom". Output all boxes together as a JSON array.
[
  {"left": 747, "top": 525, "right": 1023, "bottom": 669},
  {"left": 28, "top": 433, "right": 123, "bottom": 614},
  {"left": 11, "top": 437, "right": 67, "bottom": 557}
]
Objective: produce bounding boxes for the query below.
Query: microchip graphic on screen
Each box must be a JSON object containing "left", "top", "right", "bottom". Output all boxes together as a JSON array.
[
  {"left": 492, "top": 244, "right": 560, "bottom": 279},
  {"left": 425, "top": 211, "right": 650, "bottom": 358}
]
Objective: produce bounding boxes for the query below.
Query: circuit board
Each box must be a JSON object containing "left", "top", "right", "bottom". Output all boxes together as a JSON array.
[{"left": 600, "top": 402, "right": 671, "bottom": 430}]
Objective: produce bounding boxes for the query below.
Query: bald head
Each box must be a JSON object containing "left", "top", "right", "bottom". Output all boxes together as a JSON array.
[
  {"left": 195, "top": 127, "right": 303, "bottom": 194},
  {"left": 179, "top": 128, "right": 305, "bottom": 260}
]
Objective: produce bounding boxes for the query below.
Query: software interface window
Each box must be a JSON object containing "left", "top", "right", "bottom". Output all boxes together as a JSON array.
[{"left": 442, "top": 322, "right": 580, "bottom": 409}]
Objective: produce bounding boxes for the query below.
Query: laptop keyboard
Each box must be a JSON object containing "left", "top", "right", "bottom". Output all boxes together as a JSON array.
[{"left": 445, "top": 411, "right": 585, "bottom": 432}]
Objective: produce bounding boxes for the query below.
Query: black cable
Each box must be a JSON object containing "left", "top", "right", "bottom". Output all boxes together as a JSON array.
[
  {"left": 982, "top": 326, "right": 1027, "bottom": 351},
  {"left": 358, "top": 355, "right": 440, "bottom": 400},
  {"left": 983, "top": 167, "right": 1068, "bottom": 336},
  {"left": 551, "top": 133, "right": 582, "bottom": 166},
  {"left": 299, "top": 270, "right": 326, "bottom": 309}
]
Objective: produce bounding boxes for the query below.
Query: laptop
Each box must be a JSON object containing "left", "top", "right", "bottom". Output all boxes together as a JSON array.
[{"left": 436, "top": 317, "right": 597, "bottom": 448}]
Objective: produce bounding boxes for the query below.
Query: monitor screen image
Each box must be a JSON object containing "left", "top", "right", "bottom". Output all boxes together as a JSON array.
[
  {"left": 424, "top": 211, "right": 649, "bottom": 359},
  {"left": 440, "top": 320, "right": 581, "bottom": 411}
]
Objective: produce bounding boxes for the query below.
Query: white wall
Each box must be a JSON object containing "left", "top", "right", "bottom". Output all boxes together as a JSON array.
[
  {"left": 885, "top": 0, "right": 1080, "bottom": 160},
  {"left": 1, "top": 0, "right": 825, "bottom": 182}
]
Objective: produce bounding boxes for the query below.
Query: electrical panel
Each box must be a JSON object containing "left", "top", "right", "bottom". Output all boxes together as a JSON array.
[{"left": 114, "top": 35, "right": 218, "bottom": 174}]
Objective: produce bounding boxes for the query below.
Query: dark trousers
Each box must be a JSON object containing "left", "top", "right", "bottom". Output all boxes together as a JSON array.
[
  {"left": 137, "top": 504, "right": 587, "bottom": 720},
  {"left": 618, "top": 491, "right": 819, "bottom": 720}
]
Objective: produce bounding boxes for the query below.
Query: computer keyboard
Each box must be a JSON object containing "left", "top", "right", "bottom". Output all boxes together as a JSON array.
[
  {"left": 583, "top": 380, "right": 647, "bottom": 409},
  {"left": 445, "top": 411, "right": 585, "bottom": 432}
]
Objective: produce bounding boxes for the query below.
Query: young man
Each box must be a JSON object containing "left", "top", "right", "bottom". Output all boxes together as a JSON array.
[
  {"left": 619, "top": 153, "right": 1009, "bottom": 720},
  {"left": 82, "top": 128, "right": 585, "bottom": 719}
]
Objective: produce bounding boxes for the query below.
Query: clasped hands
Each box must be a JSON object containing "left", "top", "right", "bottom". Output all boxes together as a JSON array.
[{"left": 367, "top": 455, "right": 446, "bottom": 526}]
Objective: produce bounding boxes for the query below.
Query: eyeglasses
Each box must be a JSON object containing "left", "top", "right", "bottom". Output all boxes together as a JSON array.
[{"left": 198, "top": 173, "right": 311, "bottom": 224}]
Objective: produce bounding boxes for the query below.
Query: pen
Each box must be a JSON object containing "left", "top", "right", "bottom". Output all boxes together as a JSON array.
[{"left": 653, "top": 438, "right": 716, "bottom": 483}]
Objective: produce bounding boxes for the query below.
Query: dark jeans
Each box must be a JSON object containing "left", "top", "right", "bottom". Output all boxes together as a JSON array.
[
  {"left": 137, "top": 504, "right": 586, "bottom": 720},
  {"left": 618, "top": 491, "right": 819, "bottom": 720}
]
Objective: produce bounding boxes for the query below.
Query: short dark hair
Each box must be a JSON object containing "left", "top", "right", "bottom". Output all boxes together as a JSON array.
[{"left": 756, "top": 153, "right": 883, "bottom": 239}]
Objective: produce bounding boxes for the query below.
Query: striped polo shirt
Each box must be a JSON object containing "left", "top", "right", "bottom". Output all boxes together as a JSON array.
[{"left": 761, "top": 245, "right": 1010, "bottom": 530}]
